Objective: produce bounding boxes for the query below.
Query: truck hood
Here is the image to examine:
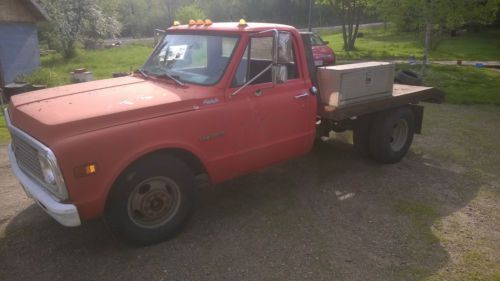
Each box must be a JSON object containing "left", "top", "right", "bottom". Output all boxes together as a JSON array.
[{"left": 9, "top": 76, "right": 204, "bottom": 145}]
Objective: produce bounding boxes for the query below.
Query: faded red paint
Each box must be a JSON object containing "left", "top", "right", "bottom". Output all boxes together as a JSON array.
[{"left": 8, "top": 22, "right": 317, "bottom": 220}]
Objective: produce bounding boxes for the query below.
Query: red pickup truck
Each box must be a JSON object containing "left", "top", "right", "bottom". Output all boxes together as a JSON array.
[{"left": 4, "top": 21, "right": 438, "bottom": 245}]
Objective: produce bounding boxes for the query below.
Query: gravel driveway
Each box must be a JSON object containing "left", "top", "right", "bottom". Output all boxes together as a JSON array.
[{"left": 1, "top": 103, "right": 499, "bottom": 281}]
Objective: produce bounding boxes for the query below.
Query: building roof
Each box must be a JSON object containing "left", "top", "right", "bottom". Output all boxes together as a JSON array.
[
  {"left": 23, "top": 0, "right": 49, "bottom": 21},
  {"left": 0, "top": 0, "right": 48, "bottom": 23}
]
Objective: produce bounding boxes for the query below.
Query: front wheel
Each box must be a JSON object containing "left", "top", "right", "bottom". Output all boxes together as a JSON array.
[
  {"left": 104, "top": 155, "right": 194, "bottom": 246},
  {"left": 369, "top": 107, "right": 415, "bottom": 164}
]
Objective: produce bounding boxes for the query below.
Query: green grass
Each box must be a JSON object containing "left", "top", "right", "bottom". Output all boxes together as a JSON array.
[
  {"left": 322, "top": 27, "right": 500, "bottom": 61},
  {"left": 26, "top": 43, "right": 153, "bottom": 87},
  {"left": 0, "top": 113, "right": 8, "bottom": 143},
  {"left": 397, "top": 64, "right": 500, "bottom": 105}
]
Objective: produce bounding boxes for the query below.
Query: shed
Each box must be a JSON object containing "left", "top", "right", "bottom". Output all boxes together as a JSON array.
[{"left": 0, "top": 0, "right": 48, "bottom": 87}]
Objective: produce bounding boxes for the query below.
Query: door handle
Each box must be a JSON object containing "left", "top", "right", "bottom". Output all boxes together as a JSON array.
[{"left": 294, "top": 93, "right": 309, "bottom": 99}]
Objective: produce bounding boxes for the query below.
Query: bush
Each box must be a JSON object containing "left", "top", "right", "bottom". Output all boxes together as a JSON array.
[{"left": 175, "top": 4, "right": 206, "bottom": 24}]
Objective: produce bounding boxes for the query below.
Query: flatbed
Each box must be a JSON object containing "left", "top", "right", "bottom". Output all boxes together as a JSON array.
[{"left": 317, "top": 84, "right": 442, "bottom": 121}]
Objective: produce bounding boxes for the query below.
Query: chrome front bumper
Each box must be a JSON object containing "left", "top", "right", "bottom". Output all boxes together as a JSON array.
[{"left": 8, "top": 144, "right": 81, "bottom": 227}]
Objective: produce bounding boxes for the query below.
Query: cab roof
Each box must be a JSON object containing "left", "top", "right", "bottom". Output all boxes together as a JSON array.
[{"left": 167, "top": 22, "right": 297, "bottom": 33}]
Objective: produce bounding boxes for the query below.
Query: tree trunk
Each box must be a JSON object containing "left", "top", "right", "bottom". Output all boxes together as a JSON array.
[{"left": 338, "top": 1, "right": 349, "bottom": 50}]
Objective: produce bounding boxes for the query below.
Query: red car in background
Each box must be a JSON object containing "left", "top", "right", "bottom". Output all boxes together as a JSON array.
[{"left": 311, "top": 33, "right": 336, "bottom": 66}]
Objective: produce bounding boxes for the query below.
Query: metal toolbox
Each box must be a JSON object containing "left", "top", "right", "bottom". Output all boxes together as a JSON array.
[{"left": 317, "top": 62, "right": 395, "bottom": 107}]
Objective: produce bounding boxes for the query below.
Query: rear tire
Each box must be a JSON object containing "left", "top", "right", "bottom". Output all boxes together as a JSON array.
[
  {"left": 369, "top": 107, "right": 415, "bottom": 164},
  {"left": 352, "top": 115, "right": 373, "bottom": 157},
  {"left": 395, "top": 70, "right": 423, "bottom": 86},
  {"left": 105, "top": 155, "right": 194, "bottom": 246}
]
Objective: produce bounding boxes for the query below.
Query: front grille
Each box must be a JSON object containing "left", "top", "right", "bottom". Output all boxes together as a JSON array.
[{"left": 12, "top": 134, "right": 44, "bottom": 182}]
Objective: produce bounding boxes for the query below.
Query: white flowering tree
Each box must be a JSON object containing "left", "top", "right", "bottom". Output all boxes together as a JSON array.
[{"left": 41, "top": 0, "right": 121, "bottom": 58}]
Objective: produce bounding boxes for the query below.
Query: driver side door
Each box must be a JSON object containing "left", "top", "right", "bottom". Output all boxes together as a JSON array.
[{"left": 226, "top": 32, "right": 316, "bottom": 175}]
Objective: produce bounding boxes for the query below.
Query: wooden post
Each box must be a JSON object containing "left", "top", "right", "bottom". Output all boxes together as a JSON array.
[
  {"left": 308, "top": 0, "right": 313, "bottom": 32},
  {"left": 422, "top": 0, "right": 432, "bottom": 75}
]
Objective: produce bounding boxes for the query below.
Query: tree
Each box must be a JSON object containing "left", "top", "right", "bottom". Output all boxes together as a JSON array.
[
  {"left": 375, "top": 0, "right": 500, "bottom": 67},
  {"left": 41, "top": 0, "right": 121, "bottom": 58},
  {"left": 81, "top": 5, "right": 122, "bottom": 49},
  {"left": 317, "top": 0, "right": 373, "bottom": 51},
  {"left": 175, "top": 4, "right": 207, "bottom": 23}
]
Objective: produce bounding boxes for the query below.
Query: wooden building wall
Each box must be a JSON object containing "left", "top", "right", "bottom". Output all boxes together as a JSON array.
[{"left": 0, "top": 0, "right": 38, "bottom": 23}]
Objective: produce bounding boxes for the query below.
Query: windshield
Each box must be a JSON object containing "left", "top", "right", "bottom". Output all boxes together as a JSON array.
[
  {"left": 310, "top": 34, "right": 325, "bottom": 46},
  {"left": 142, "top": 33, "right": 240, "bottom": 85}
]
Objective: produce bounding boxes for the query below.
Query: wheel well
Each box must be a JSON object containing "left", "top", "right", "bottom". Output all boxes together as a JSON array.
[
  {"left": 133, "top": 148, "right": 207, "bottom": 176},
  {"left": 105, "top": 148, "right": 207, "bottom": 210}
]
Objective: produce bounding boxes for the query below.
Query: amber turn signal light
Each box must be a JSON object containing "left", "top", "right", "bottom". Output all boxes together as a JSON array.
[{"left": 74, "top": 163, "right": 97, "bottom": 178}]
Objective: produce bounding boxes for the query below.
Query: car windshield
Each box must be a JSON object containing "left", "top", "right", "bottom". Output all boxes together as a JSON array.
[
  {"left": 310, "top": 34, "right": 325, "bottom": 46},
  {"left": 142, "top": 33, "right": 240, "bottom": 85}
]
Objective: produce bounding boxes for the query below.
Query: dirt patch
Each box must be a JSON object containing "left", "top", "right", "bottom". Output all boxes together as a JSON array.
[{"left": 0, "top": 103, "right": 499, "bottom": 281}]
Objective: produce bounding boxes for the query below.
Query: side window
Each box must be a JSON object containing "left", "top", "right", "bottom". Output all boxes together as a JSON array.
[
  {"left": 231, "top": 36, "right": 273, "bottom": 88},
  {"left": 251, "top": 37, "right": 273, "bottom": 60},
  {"left": 278, "top": 32, "right": 298, "bottom": 79},
  {"left": 230, "top": 33, "right": 299, "bottom": 88},
  {"left": 248, "top": 36, "right": 273, "bottom": 84}
]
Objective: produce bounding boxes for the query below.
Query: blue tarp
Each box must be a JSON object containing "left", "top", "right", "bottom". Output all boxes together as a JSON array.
[{"left": 0, "top": 22, "right": 41, "bottom": 85}]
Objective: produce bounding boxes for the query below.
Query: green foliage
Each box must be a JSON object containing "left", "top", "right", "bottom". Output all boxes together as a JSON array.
[
  {"left": 322, "top": 27, "right": 500, "bottom": 61},
  {"left": 26, "top": 43, "right": 152, "bottom": 87},
  {"left": 316, "top": 0, "right": 375, "bottom": 50},
  {"left": 175, "top": 4, "right": 207, "bottom": 23},
  {"left": 403, "top": 64, "right": 500, "bottom": 106},
  {"left": 116, "top": 0, "right": 175, "bottom": 37},
  {"left": 0, "top": 112, "right": 9, "bottom": 143},
  {"left": 40, "top": 0, "right": 121, "bottom": 58},
  {"left": 375, "top": 0, "right": 500, "bottom": 32}
]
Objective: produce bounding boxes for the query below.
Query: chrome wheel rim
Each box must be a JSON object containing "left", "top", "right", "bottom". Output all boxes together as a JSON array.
[
  {"left": 390, "top": 119, "right": 409, "bottom": 152},
  {"left": 127, "top": 176, "right": 181, "bottom": 228}
]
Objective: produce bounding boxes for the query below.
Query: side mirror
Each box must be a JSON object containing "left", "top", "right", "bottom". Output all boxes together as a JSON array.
[{"left": 272, "top": 65, "right": 288, "bottom": 84}]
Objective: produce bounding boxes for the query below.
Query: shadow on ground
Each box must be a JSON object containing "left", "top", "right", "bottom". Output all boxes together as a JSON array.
[{"left": 0, "top": 140, "right": 480, "bottom": 281}]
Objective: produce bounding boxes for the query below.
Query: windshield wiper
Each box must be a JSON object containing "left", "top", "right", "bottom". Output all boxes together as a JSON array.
[
  {"left": 138, "top": 68, "right": 185, "bottom": 87},
  {"left": 137, "top": 69, "right": 150, "bottom": 79},
  {"left": 158, "top": 71, "right": 185, "bottom": 87}
]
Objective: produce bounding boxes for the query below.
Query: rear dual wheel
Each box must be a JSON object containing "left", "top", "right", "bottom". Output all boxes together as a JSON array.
[{"left": 353, "top": 107, "right": 415, "bottom": 164}]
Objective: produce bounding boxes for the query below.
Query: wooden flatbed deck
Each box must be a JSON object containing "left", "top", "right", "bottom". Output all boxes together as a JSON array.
[{"left": 317, "top": 84, "right": 444, "bottom": 121}]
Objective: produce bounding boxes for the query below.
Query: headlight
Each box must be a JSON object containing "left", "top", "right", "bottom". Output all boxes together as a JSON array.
[{"left": 38, "top": 152, "right": 68, "bottom": 200}]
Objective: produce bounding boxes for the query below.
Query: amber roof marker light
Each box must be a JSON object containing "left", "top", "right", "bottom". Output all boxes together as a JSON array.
[
  {"left": 173, "top": 20, "right": 180, "bottom": 26},
  {"left": 204, "top": 19, "right": 213, "bottom": 26},
  {"left": 238, "top": 19, "right": 247, "bottom": 27}
]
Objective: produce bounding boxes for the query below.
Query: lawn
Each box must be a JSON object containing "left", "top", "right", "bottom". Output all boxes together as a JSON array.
[
  {"left": 0, "top": 113, "right": 8, "bottom": 143},
  {"left": 27, "top": 43, "right": 153, "bottom": 87},
  {"left": 321, "top": 27, "right": 500, "bottom": 61},
  {"left": 396, "top": 64, "right": 500, "bottom": 105}
]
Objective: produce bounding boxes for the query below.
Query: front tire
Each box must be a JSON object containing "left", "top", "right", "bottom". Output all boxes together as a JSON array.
[
  {"left": 105, "top": 155, "right": 194, "bottom": 246},
  {"left": 369, "top": 107, "right": 415, "bottom": 164}
]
